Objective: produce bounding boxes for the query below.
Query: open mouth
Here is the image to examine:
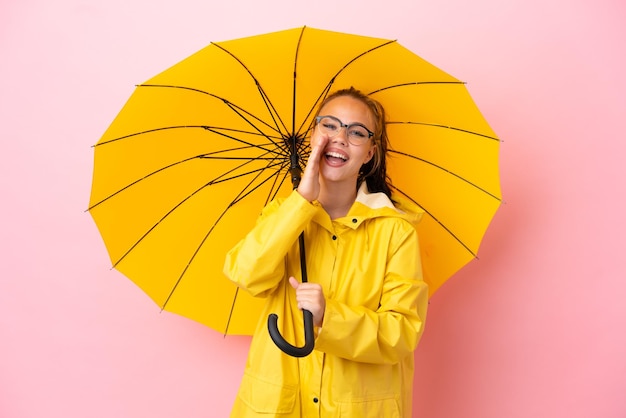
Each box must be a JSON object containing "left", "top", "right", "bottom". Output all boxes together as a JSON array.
[{"left": 325, "top": 151, "right": 347, "bottom": 162}]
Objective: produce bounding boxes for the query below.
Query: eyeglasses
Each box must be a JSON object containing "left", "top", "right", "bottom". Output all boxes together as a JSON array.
[{"left": 315, "top": 115, "right": 374, "bottom": 146}]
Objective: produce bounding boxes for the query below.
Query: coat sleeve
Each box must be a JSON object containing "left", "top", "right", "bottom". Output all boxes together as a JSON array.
[
  {"left": 223, "top": 190, "right": 318, "bottom": 298},
  {"left": 314, "top": 225, "right": 428, "bottom": 364}
]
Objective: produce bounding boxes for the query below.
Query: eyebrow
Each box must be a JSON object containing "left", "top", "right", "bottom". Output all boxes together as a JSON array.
[{"left": 325, "top": 115, "right": 372, "bottom": 131}]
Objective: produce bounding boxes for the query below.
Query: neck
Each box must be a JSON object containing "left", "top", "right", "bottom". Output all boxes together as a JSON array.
[{"left": 318, "top": 179, "right": 358, "bottom": 220}]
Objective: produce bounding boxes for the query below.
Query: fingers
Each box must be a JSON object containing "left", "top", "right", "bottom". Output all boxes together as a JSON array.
[
  {"left": 290, "top": 281, "right": 326, "bottom": 326},
  {"left": 308, "top": 134, "right": 328, "bottom": 165},
  {"left": 294, "top": 283, "right": 322, "bottom": 301},
  {"left": 297, "top": 135, "right": 328, "bottom": 202},
  {"left": 289, "top": 278, "right": 322, "bottom": 302},
  {"left": 288, "top": 276, "right": 299, "bottom": 289}
]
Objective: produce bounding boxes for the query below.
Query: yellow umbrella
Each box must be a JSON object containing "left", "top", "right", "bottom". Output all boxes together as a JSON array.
[{"left": 89, "top": 26, "right": 501, "bottom": 337}]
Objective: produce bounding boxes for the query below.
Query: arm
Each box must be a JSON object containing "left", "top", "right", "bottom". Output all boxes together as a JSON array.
[
  {"left": 314, "top": 226, "right": 428, "bottom": 364},
  {"left": 224, "top": 132, "right": 328, "bottom": 297},
  {"left": 223, "top": 190, "right": 317, "bottom": 298}
]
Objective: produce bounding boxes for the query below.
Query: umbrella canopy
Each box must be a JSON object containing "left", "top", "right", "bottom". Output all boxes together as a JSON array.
[{"left": 88, "top": 26, "right": 501, "bottom": 336}]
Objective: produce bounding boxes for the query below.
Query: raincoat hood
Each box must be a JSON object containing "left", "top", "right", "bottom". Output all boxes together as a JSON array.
[{"left": 353, "top": 182, "right": 424, "bottom": 227}]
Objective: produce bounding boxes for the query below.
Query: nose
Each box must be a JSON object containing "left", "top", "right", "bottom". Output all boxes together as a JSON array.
[{"left": 330, "top": 127, "right": 348, "bottom": 145}]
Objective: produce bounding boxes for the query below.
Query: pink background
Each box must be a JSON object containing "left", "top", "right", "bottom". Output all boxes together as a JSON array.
[{"left": 2, "top": 0, "right": 625, "bottom": 417}]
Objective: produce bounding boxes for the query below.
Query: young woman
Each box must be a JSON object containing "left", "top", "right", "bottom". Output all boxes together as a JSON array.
[{"left": 224, "top": 87, "right": 428, "bottom": 418}]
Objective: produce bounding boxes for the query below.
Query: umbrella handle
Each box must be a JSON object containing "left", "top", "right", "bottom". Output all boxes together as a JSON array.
[
  {"left": 267, "top": 310, "right": 315, "bottom": 357},
  {"left": 266, "top": 180, "right": 315, "bottom": 357}
]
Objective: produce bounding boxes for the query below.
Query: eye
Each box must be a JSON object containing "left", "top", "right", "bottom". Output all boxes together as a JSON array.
[
  {"left": 321, "top": 118, "right": 339, "bottom": 132},
  {"left": 348, "top": 126, "right": 368, "bottom": 138}
]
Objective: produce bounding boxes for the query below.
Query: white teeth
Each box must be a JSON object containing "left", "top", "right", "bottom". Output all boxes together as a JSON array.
[{"left": 326, "top": 151, "right": 347, "bottom": 161}]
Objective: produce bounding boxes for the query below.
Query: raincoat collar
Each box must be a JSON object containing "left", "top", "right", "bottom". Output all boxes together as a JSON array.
[{"left": 312, "top": 183, "right": 423, "bottom": 231}]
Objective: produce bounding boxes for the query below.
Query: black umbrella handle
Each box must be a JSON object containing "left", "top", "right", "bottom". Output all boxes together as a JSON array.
[
  {"left": 267, "top": 231, "right": 315, "bottom": 357},
  {"left": 267, "top": 310, "right": 315, "bottom": 357}
]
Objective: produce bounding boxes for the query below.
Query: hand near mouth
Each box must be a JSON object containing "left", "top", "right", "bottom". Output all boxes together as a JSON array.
[{"left": 297, "top": 135, "right": 329, "bottom": 202}]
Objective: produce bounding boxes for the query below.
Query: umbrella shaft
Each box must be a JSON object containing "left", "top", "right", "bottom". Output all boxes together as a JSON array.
[{"left": 289, "top": 137, "right": 302, "bottom": 188}]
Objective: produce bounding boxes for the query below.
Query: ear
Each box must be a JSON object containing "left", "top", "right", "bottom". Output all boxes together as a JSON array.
[{"left": 363, "top": 144, "right": 375, "bottom": 164}]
